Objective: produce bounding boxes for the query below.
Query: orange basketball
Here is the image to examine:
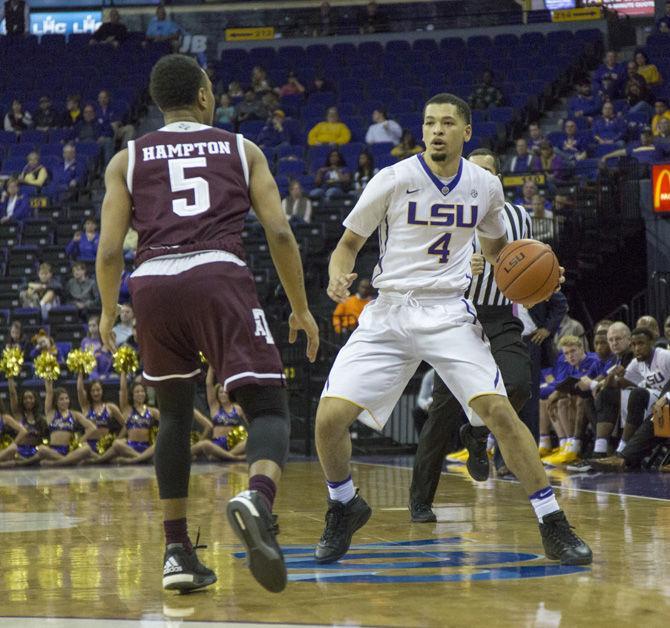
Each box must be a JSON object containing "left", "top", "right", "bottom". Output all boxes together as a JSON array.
[{"left": 493, "top": 239, "right": 560, "bottom": 306}]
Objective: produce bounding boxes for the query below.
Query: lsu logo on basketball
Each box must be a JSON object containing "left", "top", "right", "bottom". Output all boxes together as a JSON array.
[
  {"left": 407, "top": 202, "right": 478, "bottom": 227},
  {"left": 503, "top": 252, "right": 527, "bottom": 274}
]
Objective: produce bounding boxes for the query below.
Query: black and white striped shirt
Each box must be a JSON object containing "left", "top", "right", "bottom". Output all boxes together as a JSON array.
[{"left": 465, "top": 202, "right": 532, "bottom": 307}]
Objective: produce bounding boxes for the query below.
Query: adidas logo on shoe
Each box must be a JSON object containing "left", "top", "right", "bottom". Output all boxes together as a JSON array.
[{"left": 163, "top": 556, "right": 183, "bottom": 575}]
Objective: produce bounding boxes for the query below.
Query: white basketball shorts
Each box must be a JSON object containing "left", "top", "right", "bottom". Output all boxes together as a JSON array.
[{"left": 321, "top": 291, "right": 507, "bottom": 430}]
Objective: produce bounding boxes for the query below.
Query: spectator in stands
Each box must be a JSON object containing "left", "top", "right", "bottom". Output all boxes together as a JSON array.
[
  {"left": 19, "top": 262, "right": 62, "bottom": 319},
  {"left": 527, "top": 122, "right": 544, "bottom": 155},
  {"left": 66, "top": 218, "right": 100, "bottom": 262},
  {"left": 332, "top": 278, "right": 373, "bottom": 334},
  {"left": 307, "top": 106, "right": 351, "bottom": 146},
  {"left": 624, "top": 79, "right": 652, "bottom": 117},
  {"left": 634, "top": 50, "right": 662, "bottom": 88},
  {"left": 507, "top": 139, "right": 540, "bottom": 174},
  {"left": 277, "top": 71, "right": 305, "bottom": 98},
  {"left": 594, "top": 50, "right": 624, "bottom": 99},
  {"left": 256, "top": 109, "right": 290, "bottom": 148},
  {"left": 0, "top": 177, "right": 31, "bottom": 224},
  {"left": 123, "top": 227, "right": 138, "bottom": 261},
  {"left": 235, "top": 89, "right": 268, "bottom": 124},
  {"left": 599, "top": 128, "right": 657, "bottom": 166},
  {"left": 391, "top": 130, "right": 422, "bottom": 161},
  {"left": 538, "top": 140, "right": 568, "bottom": 183},
  {"left": 593, "top": 102, "right": 626, "bottom": 146},
  {"left": 310, "top": 149, "right": 351, "bottom": 199},
  {"left": 112, "top": 304, "right": 135, "bottom": 346},
  {"left": 3, "top": 99, "right": 32, "bottom": 133},
  {"left": 514, "top": 179, "right": 540, "bottom": 207},
  {"left": 624, "top": 60, "right": 648, "bottom": 93},
  {"left": 651, "top": 99, "right": 670, "bottom": 136},
  {"left": 365, "top": 108, "right": 402, "bottom": 145},
  {"left": 97, "top": 90, "right": 135, "bottom": 149},
  {"left": 60, "top": 94, "right": 82, "bottom": 128},
  {"left": 554, "top": 309, "right": 586, "bottom": 352},
  {"left": 352, "top": 150, "right": 377, "bottom": 195},
  {"left": 90, "top": 8, "right": 128, "bottom": 47},
  {"left": 227, "top": 81, "right": 244, "bottom": 100},
  {"left": 214, "top": 94, "right": 235, "bottom": 127},
  {"left": 359, "top": 1, "right": 389, "bottom": 34},
  {"left": 314, "top": 1, "right": 338, "bottom": 37},
  {"left": 81, "top": 315, "right": 112, "bottom": 377},
  {"left": 19, "top": 152, "right": 48, "bottom": 191},
  {"left": 5, "top": 320, "right": 29, "bottom": 359},
  {"left": 251, "top": 66, "right": 272, "bottom": 94},
  {"left": 29, "top": 330, "right": 59, "bottom": 362},
  {"left": 33, "top": 96, "right": 58, "bottom": 131},
  {"left": 4, "top": 0, "right": 29, "bottom": 36},
  {"left": 658, "top": 1, "right": 670, "bottom": 32},
  {"left": 530, "top": 193, "right": 554, "bottom": 242},
  {"left": 65, "top": 262, "right": 100, "bottom": 315},
  {"left": 308, "top": 74, "right": 335, "bottom": 95},
  {"left": 469, "top": 70, "right": 503, "bottom": 110},
  {"left": 73, "top": 104, "right": 114, "bottom": 166},
  {"left": 144, "top": 4, "right": 182, "bottom": 51},
  {"left": 557, "top": 119, "right": 588, "bottom": 161},
  {"left": 568, "top": 79, "right": 601, "bottom": 123},
  {"left": 52, "top": 143, "right": 84, "bottom": 194},
  {"left": 282, "top": 180, "right": 312, "bottom": 223},
  {"left": 636, "top": 314, "right": 668, "bottom": 349}
]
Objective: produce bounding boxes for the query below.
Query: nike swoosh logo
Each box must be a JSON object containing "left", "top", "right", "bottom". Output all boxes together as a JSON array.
[{"left": 406, "top": 188, "right": 420, "bottom": 194}]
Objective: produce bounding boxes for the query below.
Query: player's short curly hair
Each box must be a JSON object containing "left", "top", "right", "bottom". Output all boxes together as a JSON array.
[
  {"left": 149, "top": 54, "right": 206, "bottom": 111},
  {"left": 423, "top": 93, "right": 471, "bottom": 125}
]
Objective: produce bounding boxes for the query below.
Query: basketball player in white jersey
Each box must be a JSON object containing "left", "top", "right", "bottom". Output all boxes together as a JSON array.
[{"left": 313, "top": 93, "right": 592, "bottom": 567}]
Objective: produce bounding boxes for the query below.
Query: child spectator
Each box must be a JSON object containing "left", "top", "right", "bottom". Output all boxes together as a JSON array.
[
  {"left": 308, "top": 107, "right": 351, "bottom": 146},
  {"left": 66, "top": 219, "right": 100, "bottom": 261},
  {"left": 19, "top": 152, "right": 48, "bottom": 191},
  {"left": 19, "top": 262, "right": 62, "bottom": 319},
  {"left": 391, "top": 130, "right": 422, "bottom": 161},
  {"left": 365, "top": 108, "right": 402, "bottom": 145},
  {"left": 0, "top": 177, "right": 31, "bottom": 224},
  {"left": 33, "top": 96, "right": 59, "bottom": 131},
  {"left": 310, "top": 149, "right": 351, "bottom": 199},
  {"left": 214, "top": 94, "right": 235, "bottom": 126},
  {"left": 3, "top": 99, "right": 32, "bottom": 133},
  {"left": 282, "top": 180, "right": 312, "bottom": 223},
  {"left": 64, "top": 262, "right": 100, "bottom": 315}
]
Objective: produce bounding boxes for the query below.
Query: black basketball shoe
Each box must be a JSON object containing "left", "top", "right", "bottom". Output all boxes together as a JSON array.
[
  {"left": 409, "top": 501, "right": 437, "bottom": 523},
  {"left": 162, "top": 534, "right": 217, "bottom": 592},
  {"left": 314, "top": 492, "right": 372, "bottom": 564},
  {"left": 227, "top": 490, "right": 286, "bottom": 593},
  {"left": 459, "top": 423, "right": 490, "bottom": 481},
  {"left": 539, "top": 510, "right": 593, "bottom": 565}
]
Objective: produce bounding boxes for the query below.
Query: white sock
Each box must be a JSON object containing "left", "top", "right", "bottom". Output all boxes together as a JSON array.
[
  {"left": 571, "top": 439, "right": 581, "bottom": 454},
  {"left": 616, "top": 440, "right": 627, "bottom": 454},
  {"left": 539, "top": 435, "right": 551, "bottom": 449},
  {"left": 326, "top": 476, "right": 356, "bottom": 504},
  {"left": 530, "top": 486, "right": 561, "bottom": 522},
  {"left": 559, "top": 438, "right": 567, "bottom": 449},
  {"left": 594, "top": 438, "right": 608, "bottom": 454}
]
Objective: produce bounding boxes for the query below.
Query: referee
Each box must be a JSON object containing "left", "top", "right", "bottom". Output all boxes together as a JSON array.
[{"left": 409, "top": 148, "right": 532, "bottom": 523}]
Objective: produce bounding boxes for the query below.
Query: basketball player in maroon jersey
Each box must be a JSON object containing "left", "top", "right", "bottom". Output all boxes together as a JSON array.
[{"left": 96, "top": 54, "right": 319, "bottom": 594}]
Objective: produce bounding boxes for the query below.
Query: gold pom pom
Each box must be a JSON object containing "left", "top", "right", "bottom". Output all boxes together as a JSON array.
[
  {"left": 199, "top": 351, "right": 208, "bottom": 365},
  {"left": 0, "top": 346, "right": 24, "bottom": 378},
  {"left": 96, "top": 433, "right": 115, "bottom": 454},
  {"left": 34, "top": 351, "right": 61, "bottom": 381},
  {"left": 227, "top": 425, "right": 248, "bottom": 450},
  {"left": 190, "top": 431, "right": 200, "bottom": 445},
  {"left": 0, "top": 434, "right": 13, "bottom": 450},
  {"left": 113, "top": 346, "right": 139, "bottom": 375},
  {"left": 149, "top": 425, "right": 159, "bottom": 445},
  {"left": 65, "top": 349, "right": 97, "bottom": 375},
  {"left": 69, "top": 434, "right": 83, "bottom": 452}
]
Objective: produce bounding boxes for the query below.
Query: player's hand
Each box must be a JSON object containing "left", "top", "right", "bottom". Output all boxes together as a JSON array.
[
  {"left": 470, "top": 253, "right": 485, "bottom": 276},
  {"left": 288, "top": 309, "right": 320, "bottom": 363},
  {"left": 555, "top": 266, "right": 565, "bottom": 291},
  {"left": 577, "top": 376, "right": 592, "bottom": 392},
  {"left": 530, "top": 327, "right": 550, "bottom": 345},
  {"left": 99, "top": 306, "right": 120, "bottom": 353},
  {"left": 327, "top": 272, "right": 357, "bottom": 303}
]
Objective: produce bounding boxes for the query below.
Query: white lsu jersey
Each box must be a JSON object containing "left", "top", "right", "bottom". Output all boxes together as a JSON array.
[
  {"left": 624, "top": 347, "right": 670, "bottom": 392},
  {"left": 343, "top": 154, "right": 506, "bottom": 294}
]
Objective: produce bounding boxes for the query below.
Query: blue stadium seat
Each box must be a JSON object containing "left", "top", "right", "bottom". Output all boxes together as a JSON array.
[
  {"left": 239, "top": 120, "right": 265, "bottom": 138},
  {"left": 276, "top": 159, "right": 306, "bottom": 177}
]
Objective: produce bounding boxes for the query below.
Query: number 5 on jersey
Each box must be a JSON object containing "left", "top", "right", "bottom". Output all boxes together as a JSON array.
[
  {"left": 428, "top": 233, "right": 452, "bottom": 263},
  {"left": 168, "top": 157, "right": 211, "bottom": 216}
]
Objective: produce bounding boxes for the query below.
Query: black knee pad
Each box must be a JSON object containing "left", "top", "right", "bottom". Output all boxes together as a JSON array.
[{"left": 233, "top": 385, "right": 290, "bottom": 468}]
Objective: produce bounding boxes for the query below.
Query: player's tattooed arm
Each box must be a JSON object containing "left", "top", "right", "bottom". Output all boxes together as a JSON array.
[{"left": 328, "top": 229, "right": 367, "bottom": 303}]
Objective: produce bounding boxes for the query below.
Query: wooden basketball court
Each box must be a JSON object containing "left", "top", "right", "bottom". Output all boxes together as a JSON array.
[{"left": 1, "top": 458, "right": 669, "bottom": 627}]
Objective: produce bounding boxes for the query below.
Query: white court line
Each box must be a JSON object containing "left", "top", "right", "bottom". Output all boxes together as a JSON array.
[
  {"left": 0, "top": 619, "right": 339, "bottom": 628},
  {"left": 352, "top": 460, "right": 670, "bottom": 503}
]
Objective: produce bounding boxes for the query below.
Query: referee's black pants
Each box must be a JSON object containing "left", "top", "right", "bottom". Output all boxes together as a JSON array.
[{"left": 409, "top": 305, "right": 531, "bottom": 507}]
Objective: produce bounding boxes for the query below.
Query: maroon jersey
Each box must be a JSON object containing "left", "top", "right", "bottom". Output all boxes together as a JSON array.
[{"left": 128, "top": 122, "right": 250, "bottom": 265}]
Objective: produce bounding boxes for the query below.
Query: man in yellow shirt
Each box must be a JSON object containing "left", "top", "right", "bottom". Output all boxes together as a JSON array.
[
  {"left": 652, "top": 99, "right": 670, "bottom": 136},
  {"left": 308, "top": 106, "right": 351, "bottom": 146},
  {"left": 332, "top": 278, "right": 372, "bottom": 333}
]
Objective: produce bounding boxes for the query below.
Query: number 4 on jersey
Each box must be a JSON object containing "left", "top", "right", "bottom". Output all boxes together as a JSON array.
[{"left": 427, "top": 233, "right": 452, "bottom": 263}]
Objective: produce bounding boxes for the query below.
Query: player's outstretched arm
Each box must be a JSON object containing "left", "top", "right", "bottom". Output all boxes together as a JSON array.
[
  {"left": 327, "top": 229, "right": 367, "bottom": 303},
  {"left": 97, "top": 149, "right": 132, "bottom": 353},
  {"left": 244, "top": 139, "right": 319, "bottom": 363}
]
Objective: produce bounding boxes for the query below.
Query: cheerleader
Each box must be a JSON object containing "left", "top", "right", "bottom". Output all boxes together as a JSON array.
[
  {"left": 96, "top": 375, "right": 159, "bottom": 464},
  {"left": 0, "top": 395, "right": 28, "bottom": 464},
  {"left": 15, "top": 380, "right": 97, "bottom": 466},
  {"left": 191, "top": 367, "right": 247, "bottom": 462}
]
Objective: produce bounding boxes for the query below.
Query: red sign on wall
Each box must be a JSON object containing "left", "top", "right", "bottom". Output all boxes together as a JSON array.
[
  {"left": 652, "top": 165, "right": 670, "bottom": 213},
  {"left": 583, "top": 0, "right": 654, "bottom": 17}
]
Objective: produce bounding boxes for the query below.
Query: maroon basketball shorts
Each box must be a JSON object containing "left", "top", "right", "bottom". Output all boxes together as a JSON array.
[{"left": 129, "top": 255, "right": 285, "bottom": 393}]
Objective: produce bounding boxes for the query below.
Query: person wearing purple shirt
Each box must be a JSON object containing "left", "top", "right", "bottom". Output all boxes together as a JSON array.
[
  {"left": 568, "top": 81, "right": 602, "bottom": 121},
  {"left": 256, "top": 110, "right": 291, "bottom": 148},
  {"left": 593, "top": 102, "right": 626, "bottom": 146},
  {"left": 80, "top": 315, "right": 112, "bottom": 378},
  {"left": 557, "top": 120, "right": 589, "bottom": 161},
  {"left": 593, "top": 51, "right": 625, "bottom": 99},
  {"left": 507, "top": 138, "right": 541, "bottom": 174},
  {"left": 51, "top": 144, "right": 86, "bottom": 194},
  {"left": 66, "top": 218, "right": 100, "bottom": 261},
  {"left": 538, "top": 140, "right": 569, "bottom": 183},
  {"left": 97, "top": 89, "right": 135, "bottom": 149}
]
